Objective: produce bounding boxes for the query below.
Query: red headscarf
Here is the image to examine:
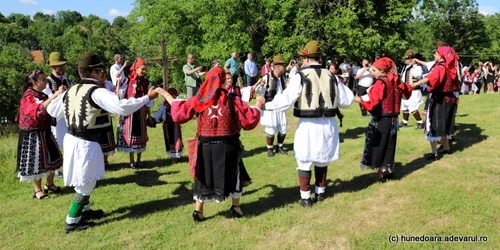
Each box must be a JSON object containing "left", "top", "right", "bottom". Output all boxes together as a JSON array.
[
  {"left": 436, "top": 46, "right": 459, "bottom": 81},
  {"left": 191, "top": 67, "right": 226, "bottom": 113},
  {"left": 129, "top": 58, "right": 146, "bottom": 80},
  {"left": 372, "top": 57, "right": 400, "bottom": 84}
]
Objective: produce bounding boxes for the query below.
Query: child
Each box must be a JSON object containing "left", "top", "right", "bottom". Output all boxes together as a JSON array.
[{"left": 152, "top": 88, "right": 183, "bottom": 163}]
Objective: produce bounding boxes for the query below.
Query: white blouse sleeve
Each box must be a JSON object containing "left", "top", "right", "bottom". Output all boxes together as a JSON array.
[
  {"left": 46, "top": 92, "right": 66, "bottom": 119},
  {"left": 336, "top": 76, "right": 354, "bottom": 108},
  {"left": 264, "top": 73, "right": 302, "bottom": 112},
  {"left": 91, "top": 88, "right": 150, "bottom": 116}
]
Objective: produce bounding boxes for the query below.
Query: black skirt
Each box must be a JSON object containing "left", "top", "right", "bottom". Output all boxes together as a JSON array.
[
  {"left": 193, "top": 136, "right": 250, "bottom": 202},
  {"left": 361, "top": 116, "right": 398, "bottom": 173},
  {"left": 426, "top": 92, "right": 458, "bottom": 140},
  {"left": 17, "top": 130, "right": 62, "bottom": 181}
]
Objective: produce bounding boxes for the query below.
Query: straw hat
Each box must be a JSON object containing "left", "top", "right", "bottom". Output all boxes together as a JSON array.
[{"left": 48, "top": 52, "right": 67, "bottom": 67}]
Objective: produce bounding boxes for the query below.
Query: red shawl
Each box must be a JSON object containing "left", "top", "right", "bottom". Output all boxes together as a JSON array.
[
  {"left": 436, "top": 46, "right": 459, "bottom": 83},
  {"left": 191, "top": 67, "right": 227, "bottom": 113}
]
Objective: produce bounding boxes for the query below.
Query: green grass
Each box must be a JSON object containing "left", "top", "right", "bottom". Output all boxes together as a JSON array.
[{"left": 0, "top": 94, "right": 498, "bottom": 249}]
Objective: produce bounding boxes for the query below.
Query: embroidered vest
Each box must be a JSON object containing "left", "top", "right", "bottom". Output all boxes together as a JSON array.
[
  {"left": 63, "top": 80, "right": 112, "bottom": 141},
  {"left": 197, "top": 97, "right": 240, "bottom": 137},
  {"left": 374, "top": 77, "right": 401, "bottom": 117},
  {"left": 293, "top": 66, "right": 340, "bottom": 118},
  {"left": 264, "top": 72, "right": 286, "bottom": 102}
]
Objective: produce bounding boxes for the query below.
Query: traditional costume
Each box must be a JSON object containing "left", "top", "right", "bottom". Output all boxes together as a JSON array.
[
  {"left": 424, "top": 46, "right": 460, "bottom": 156},
  {"left": 152, "top": 88, "right": 183, "bottom": 160},
  {"left": 17, "top": 88, "right": 62, "bottom": 182},
  {"left": 98, "top": 80, "right": 116, "bottom": 157},
  {"left": 47, "top": 53, "right": 154, "bottom": 233},
  {"left": 44, "top": 52, "right": 73, "bottom": 150},
  {"left": 116, "top": 58, "right": 153, "bottom": 154},
  {"left": 400, "top": 50, "right": 424, "bottom": 129},
  {"left": 170, "top": 67, "right": 260, "bottom": 203},
  {"left": 263, "top": 41, "right": 354, "bottom": 207},
  {"left": 359, "top": 58, "right": 412, "bottom": 180},
  {"left": 253, "top": 56, "right": 288, "bottom": 157}
]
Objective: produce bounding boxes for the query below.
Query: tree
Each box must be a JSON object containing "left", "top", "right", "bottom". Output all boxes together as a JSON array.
[{"left": 416, "top": 0, "right": 490, "bottom": 64}]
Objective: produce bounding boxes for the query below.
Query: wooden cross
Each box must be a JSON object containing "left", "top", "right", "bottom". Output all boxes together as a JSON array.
[{"left": 148, "top": 31, "right": 178, "bottom": 89}]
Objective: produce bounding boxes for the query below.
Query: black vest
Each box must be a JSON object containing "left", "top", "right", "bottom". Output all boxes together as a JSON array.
[
  {"left": 47, "top": 74, "right": 72, "bottom": 93},
  {"left": 264, "top": 72, "right": 286, "bottom": 102}
]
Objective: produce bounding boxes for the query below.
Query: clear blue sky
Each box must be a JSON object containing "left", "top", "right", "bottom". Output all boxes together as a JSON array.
[
  {"left": 1, "top": 0, "right": 499, "bottom": 21},
  {"left": 0, "top": 0, "right": 135, "bottom": 21}
]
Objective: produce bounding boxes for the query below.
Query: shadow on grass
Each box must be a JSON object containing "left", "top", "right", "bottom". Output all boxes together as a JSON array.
[
  {"left": 393, "top": 122, "right": 486, "bottom": 179},
  {"left": 243, "top": 143, "right": 294, "bottom": 158},
  {"left": 95, "top": 181, "right": 192, "bottom": 225},
  {"left": 340, "top": 126, "right": 367, "bottom": 142},
  {"left": 105, "top": 156, "right": 188, "bottom": 172},
  {"left": 97, "top": 170, "right": 180, "bottom": 188}
]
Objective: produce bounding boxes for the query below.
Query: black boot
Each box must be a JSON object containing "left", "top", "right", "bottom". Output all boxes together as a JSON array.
[
  {"left": 416, "top": 123, "right": 424, "bottom": 129},
  {"left": 314, "top": 193, "right": 325, "bottom": 203},
  {"left": 299, "top": 198, "right": 313, "bottom": 208},
  {"left": 276, "top": 146, "right": 287, "bottom": 155},
  {"left": 81, "top": 209, "right": 105, "bottom": 220},
  {"left": 65, "top": 221, "right": 94, "bottom": 234},
  {"left": 267, "top": 147, "right": 275, "bottom": 157}
]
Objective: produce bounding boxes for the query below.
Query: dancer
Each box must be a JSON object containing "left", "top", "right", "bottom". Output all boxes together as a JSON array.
[
  {"left": 261, "top": 41, "right": 354, "bottom": 207},
  {"left": 411, "top": 46, "right": 460, "bottom": 160},
  {"left": 158, "top": 67, "right": 261, "bottom": 221},
  {"left": 116, "top": 58, "right": 154, "bottom": 168},
  {"left": 354, "top": 58, "right": 412, "bottom": 182},
  {"left": 253, "top": 55, "right": 288, "bottom": 157},
  {"left": 47, "top": 52, "right": 159, "bottom": 233},
  {"left": 399, "top": 50, "right": 424, "bottom": 129},
  {"left": 17, "top": 70, "right": 63, "bottom": 199},
  {"left": 152, "top": 88, "right": 183, "bottom": 163}
]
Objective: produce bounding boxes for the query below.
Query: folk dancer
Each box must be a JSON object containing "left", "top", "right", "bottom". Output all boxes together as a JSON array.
[
  {"left": 152, "top": 88, "right": 183, "bottom": 163},
  {"left": 116, "top": 58, "right": 154, "bottom": 168},
  {"left": 354, "top": 58, "right": 412, "bottom": 182},
  {"left": 17, "top": 70, "right": 63, "bottom": 199},
  {"left": 399, "top": 50, "right": 424, "bottom": 129},
  {"left": 159, "top": 67, "right": 261, "bottom": 221},
  {"left": 260, "top": 41, "right": 354, "bottom": 208},
  {"left": 411, "top": 46, "right": 460, "bottom": 160},
  {"left": 47, "top": 52, "right": 159, "bottom": 233},
  {"left": 254, "top": 56, "right": 288, "bottom": 157}
]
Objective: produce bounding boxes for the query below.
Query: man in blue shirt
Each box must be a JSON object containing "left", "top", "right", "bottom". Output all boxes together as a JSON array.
[
  {"left": 224, "top": 52, "right": 239, "bottom": 86},
  {"left": 244, "top": 53, "right": 258, "bottom": 87}
]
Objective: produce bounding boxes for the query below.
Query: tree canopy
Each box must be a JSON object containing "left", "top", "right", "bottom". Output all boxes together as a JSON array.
[{"left": 0, "top": 0, "right": 498, "bottom": 121}]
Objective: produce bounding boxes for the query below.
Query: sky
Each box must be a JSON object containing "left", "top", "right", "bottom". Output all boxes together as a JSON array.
[
  {"left": 0, "top": 0, "right": 499, "bottom": 21},
  {"left": 0, "top": 0, "right": 135, "bottom": 22}
]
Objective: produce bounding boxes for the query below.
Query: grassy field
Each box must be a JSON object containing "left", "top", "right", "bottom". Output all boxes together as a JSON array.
[{"left": 0, "top": 93, "right": 498, "bottom": 249}]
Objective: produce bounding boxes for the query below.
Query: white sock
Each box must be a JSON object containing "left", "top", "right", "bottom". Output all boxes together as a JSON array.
[
  {"left": 315, "top": 186, "right": 326, "bottom": 194},
  {"left": 66, "top": 215, "right": 81, "bottom": 224},
  {"left": 402, "top": 119, "right": 408, "bottom": 124},
  {"left": 267, "top": 145, "right": 274, "bottom": 149},
  {"left": 278, "top": 143, "right": 283, "bottom": 148},
  {"left": 300, "top": 190, "right": 311, "bottom": 199}
]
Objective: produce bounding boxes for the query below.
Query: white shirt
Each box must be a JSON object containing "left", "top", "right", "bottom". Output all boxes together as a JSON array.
[
  {"left": 339, "top": 62, "right": 351, "bottom": 78},
  {"left": 110, "top": 64, "right": 125, "bottom": 86},
  {"left": 357, "top": 70, "right": 374, "bottom": 88}
]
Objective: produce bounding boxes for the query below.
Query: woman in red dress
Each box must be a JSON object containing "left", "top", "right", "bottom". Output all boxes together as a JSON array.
[
  {"left": 354, "top": 58, "right": 412, "bottom": 182},
  {"left": 17, "top": 70, "right": 64, "bottom": 199},
  {"left": 158, "top": 67, "right": 261, "bottom": 221}
]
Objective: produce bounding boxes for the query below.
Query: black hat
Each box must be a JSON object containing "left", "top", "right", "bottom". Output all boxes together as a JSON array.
[{"left": 78, "top": 52, "right": 104, "bottom": 70}]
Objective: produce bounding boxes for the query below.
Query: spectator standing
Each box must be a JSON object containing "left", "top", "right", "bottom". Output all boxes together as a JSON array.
[
  {"left": 183, "top": 54, "right": 205, "bottom": 98},
  {"left": 261, "top": 59, "right": 272, "bottom": 76},
  {"left": 110, "top": 54, "right": 128, "bottom": 87},
  {"left": 340, "top": 57, "right": 352, "bottom": 89},
  {"left": 244, "top": 53, "right": 258, "bottom": 87},
  {"left": 224, "top": 52, "right": 240, "bottom": 86}
]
